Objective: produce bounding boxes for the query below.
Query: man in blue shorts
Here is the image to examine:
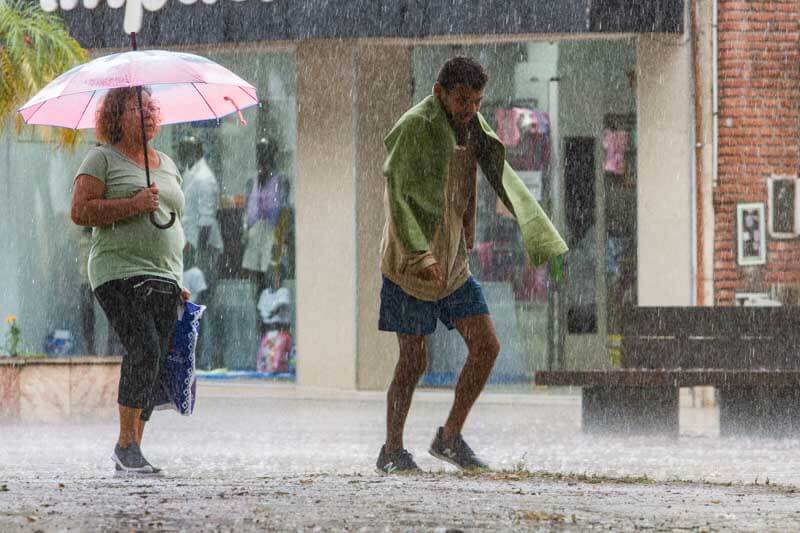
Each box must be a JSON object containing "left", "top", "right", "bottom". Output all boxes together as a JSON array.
[{"left": 376, "top": 57, "right": 568, "bottom": 473}]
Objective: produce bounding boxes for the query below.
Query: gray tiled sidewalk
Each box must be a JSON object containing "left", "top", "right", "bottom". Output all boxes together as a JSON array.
[{"left": 1, "top": 383, "right": 800, "bottom": 531}]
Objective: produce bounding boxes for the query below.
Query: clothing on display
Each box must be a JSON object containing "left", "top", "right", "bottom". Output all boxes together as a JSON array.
[
  {"left": 242, "top": 175, "right": 291, "bottom": 274},
  {"left": 495, "top": 107, "right": 531, "bottom": 147},
  {"left": 602, "top": 113, "right": 638, "bottom": 335},
  {"left": 256, "top": 329, "right": 293, "bottom": 374},
  {"left": 242, "top": 222, "right": 278, "bottom": 273},
  {"left": 182, "top": 156, "right": 223, "bottom": 252},
  {"left": 257, "top": 286, "right": 292, "bottom": 326},
  {"left": 182, "top": 267, "right": 208, "bottom": 301},
  {"left": 246, "top": 174, "right": 288, "bottom": 227},
  {"left": 606, "top": 237, "right": 626, "bottom": 275},
  {"left": 255, "top": 286, "right": 294, "bottom": 374},
  {"left": 494, "top": 107, "right": 551, "bottom": 172},
  {"left": 601, "top": 129, "right": 631, "bottom": 176}
]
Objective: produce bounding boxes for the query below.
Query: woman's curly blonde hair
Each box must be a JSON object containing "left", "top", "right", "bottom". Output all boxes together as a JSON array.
[{"left": 95, "top": 86, "right": 158, "bottom": 144}]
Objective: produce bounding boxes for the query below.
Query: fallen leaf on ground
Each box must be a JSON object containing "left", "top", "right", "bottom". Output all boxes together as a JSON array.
[{"left": 516, "top": 510, "right": 565, "bottom": 522}]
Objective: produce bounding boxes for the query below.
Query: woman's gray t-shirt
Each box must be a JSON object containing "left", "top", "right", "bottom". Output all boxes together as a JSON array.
[{"left": 75, "top": 144, "right": 185, "bottom": 290}]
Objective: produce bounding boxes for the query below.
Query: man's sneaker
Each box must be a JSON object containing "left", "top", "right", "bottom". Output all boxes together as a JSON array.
[
  {"left": 115, "top": 462, "right": 162, "bottom": 474},
  {"left": 428, "top": 427, "right": 489, "bottom": 471},
  {"left": 375, "top": 445, "right": 420, "bottom": 474},
  {"left": 112, "top": 442, "right": 160, "bottom": 475}
]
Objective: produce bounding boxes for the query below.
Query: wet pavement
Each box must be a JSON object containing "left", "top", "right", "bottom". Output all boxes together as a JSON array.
[{"left": 2, "top": 382, "right": 800, "bottom": 531}]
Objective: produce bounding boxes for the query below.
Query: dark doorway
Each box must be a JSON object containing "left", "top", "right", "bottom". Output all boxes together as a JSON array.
[
  {"left": 564, "top": 137, "right": 596, "bottom": 248},
  {"left": 564, "top": 136, "right": 597, "bottom": 334}
]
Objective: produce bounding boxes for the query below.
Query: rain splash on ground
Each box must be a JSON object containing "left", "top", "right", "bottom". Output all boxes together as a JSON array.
[{"left": 2, "top": 382, "right": 800, "bottom": 531}]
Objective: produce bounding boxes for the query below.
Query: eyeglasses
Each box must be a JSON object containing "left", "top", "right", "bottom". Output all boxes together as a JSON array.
[{"left": 126, "top": 103, "right": 160, "bottom": 115}]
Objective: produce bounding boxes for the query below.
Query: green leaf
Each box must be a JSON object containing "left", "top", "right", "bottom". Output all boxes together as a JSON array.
[{"left": 0, "top": 0, "right": 87, "bottom": 148}]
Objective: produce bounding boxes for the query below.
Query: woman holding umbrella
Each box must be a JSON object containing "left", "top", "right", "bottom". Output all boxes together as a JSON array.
[
  {"left": 19, "top": 44, "right": 258, "bottom": 474},
  {"left": 71, "top": 86, "right": 190, "bottom": 475}
]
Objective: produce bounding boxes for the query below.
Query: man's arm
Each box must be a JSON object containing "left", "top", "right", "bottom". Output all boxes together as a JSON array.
[
  {"left": 463, "top": 177, "right": 476, "bottom": 251},
  {"left": 383, "top": 119, "right": 434, "bottom": 255},
  {"left": 384, "top": 119, "right": 444, "bottom": 281}
]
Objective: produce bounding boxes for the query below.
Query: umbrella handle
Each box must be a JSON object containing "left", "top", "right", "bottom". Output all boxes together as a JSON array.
[
  {"left": 150, "top": 211, "right": 177, "bottom": 229},
  {"left": 129, "top": 39, "right": 175, "bottom": 232}
]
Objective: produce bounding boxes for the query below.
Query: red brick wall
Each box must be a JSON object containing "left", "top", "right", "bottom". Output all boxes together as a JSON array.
[{"left": 713, "top": 0, "right": 800, "bottom": 305}]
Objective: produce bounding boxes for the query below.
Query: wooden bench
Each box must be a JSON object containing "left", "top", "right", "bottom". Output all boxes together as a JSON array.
[{"left": 535, "top": 307, "right": 800, "bottom": 436}]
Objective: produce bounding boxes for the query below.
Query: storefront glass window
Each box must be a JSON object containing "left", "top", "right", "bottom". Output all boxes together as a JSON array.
[
  {"left": 0, "top": 48, "right": 298, "bottom": 378},
  {"left": 159, "top": 49, "right": 297, "bottom": 376}
]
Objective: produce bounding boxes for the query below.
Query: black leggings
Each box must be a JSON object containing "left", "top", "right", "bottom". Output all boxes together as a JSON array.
[{"left": 94, "top": 276, "right": 180, "bottom": 421}]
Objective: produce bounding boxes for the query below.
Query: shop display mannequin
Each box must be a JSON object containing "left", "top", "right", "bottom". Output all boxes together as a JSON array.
[
  {"left": 178, "top": 135, "right": 223, "bottom": 281},
  {"left": 242, "top": 137, "right": 292, "bottom": 334},
  {"left": 177, "top": 135, "right": 223, "bottom": 368}
]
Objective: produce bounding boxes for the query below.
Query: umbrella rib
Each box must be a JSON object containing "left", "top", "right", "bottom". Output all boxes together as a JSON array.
[
  {"left": 237, "top": 84, "right": 258, "bottom": 105},
  {"left": 192, "top": 83, "right": 219, "bottom": 122},
  {"left": 74, "top": 90, "right": 97, "bottom": 130},
  {"left": 20, "top": 102, "right": 45, "bottom": 125}
]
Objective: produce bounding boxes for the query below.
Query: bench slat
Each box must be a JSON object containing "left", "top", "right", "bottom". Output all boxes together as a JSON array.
[
  {"left": 693, "top": 338, "right": 800, "bottom": 369},
  {"left": 535, "top": 369, "right": 800, "bottom": 387},
  {"left": 622, "top": 338, "right": 800, "bottom": 369},
  {"left": 621, "top": 337, "right": 689, "bottom": 368},
  {"left": 621, "top": 307, "right": 800, "bottom": 338}
]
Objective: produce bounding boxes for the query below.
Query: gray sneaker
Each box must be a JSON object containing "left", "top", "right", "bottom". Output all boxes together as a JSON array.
[
  {"left": 112, "top": 443, "right": 160, "bottom": 475},
  {"left": 115, "top": 462, "right": 162, "bottom": 474},
  {"left": 376, "top": 445, "right": 420, "bottom": 474},
  {"left": 428, "top": 427, "right": 489, "bottom": 471}
]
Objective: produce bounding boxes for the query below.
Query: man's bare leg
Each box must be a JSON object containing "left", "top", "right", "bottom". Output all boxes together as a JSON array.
[
  {"left": 441, "top": 314, "right": 500, "bottom": 441},
  {"left": 385, "top": 333, "right": 428, "bottom": 453}
]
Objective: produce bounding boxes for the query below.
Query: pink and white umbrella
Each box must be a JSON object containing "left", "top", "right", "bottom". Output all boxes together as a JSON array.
[
  {"left": 18, "top": 45, "right": 257, "bottom": 228},
  {"left": 18, "top": 49, "right": 258, "bottom": 129}
]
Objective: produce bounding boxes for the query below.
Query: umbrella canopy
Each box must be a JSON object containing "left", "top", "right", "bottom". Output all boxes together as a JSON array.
[
  {"left": 18, "top": 50, "right": 258, "bottom": 129},
  {"left": 18, "top": 46, "right": 257, "bottom": 229}
]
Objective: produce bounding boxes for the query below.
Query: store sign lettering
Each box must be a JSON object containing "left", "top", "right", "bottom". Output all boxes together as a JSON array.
[{"left": 39, "top": 0, "right": 277, "bottom": 34}]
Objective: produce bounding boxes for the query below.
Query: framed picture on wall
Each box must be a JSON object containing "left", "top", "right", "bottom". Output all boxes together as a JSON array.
[
  {"left": 737, "top": 202, "right": 766, "bottom": 266},
  {"left": 767, "top": 175, "right": 799, "bottom": 239}
]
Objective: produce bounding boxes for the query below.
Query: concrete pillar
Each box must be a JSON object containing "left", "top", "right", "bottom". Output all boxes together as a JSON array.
[
  {"left": 295, "top": 40, "right": 412, "bottom": 390},
  {"left": 695, "top": 0, "right": 716, "bottom": 306},
  {"left": 354, "top": 44, "right": 412, "bottom": 390},
  {"left": 637, "top": 36, "right": 694, "bottom": 305},
  {"left": 295, "top": 40, "right": 359, "bottom": 389}
]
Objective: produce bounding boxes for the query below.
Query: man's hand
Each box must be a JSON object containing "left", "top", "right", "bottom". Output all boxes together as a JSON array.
[
  {"left": 181, "top": 287, "right": 192, "bottom": 302},
  {"left": 417, "top": 263, "right": 443, "bottom": 283},
  {"left": 131, "top": 184, "right": 159, "bottom": 213}
]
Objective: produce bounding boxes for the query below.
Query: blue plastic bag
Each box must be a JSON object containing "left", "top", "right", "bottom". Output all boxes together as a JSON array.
[{"left": 154, "top": 300, "right": 206, "bottom": 415}]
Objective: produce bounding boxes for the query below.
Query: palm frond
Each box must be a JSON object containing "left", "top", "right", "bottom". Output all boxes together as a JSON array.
[{"left": 0, "top": 0, "right": 87, "bottom": 148}]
